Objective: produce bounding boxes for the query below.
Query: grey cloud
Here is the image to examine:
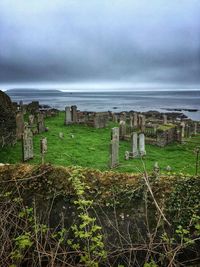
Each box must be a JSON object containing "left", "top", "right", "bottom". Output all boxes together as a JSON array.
[{"left": 0, "top": 0, "right": 199, "bottom": 88}]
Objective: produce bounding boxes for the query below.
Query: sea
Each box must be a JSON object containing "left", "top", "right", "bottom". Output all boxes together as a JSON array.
[{"left": 7, "top": 90, "right": 200, "bottom": 121}]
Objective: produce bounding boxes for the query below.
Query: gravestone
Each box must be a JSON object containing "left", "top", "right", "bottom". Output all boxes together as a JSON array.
[
  {"left": 194, "top": 122, "right": 197, "bottom": 135},
  {"left": 22, "top": 124, "right": 34, "bottom": 161},
  {"left": 71, "top": 105, "right": 77, "bottom": 123},
  {"left": 119, "top": 112, "right": 126, "bottom": 122},
  {"left": 140, "top": 115, "right": 146, "bottom": 132},
  {"left": 180, "top": 122, "right": 185, "bottom": 138},
  {"left": 26, "top": 101, "right": 39, "bottom": 114},
  {"left": 129, "top": 132, "right": 139, "bottom": 158},
  {"left": 163, "top": 115, "right": 167, "bottom": 125},
  {"left": 139, "top": 133, "right": 146, "bottom": 156},
  {"left": 109, "top": 127, "right": 119, "bottom": 168},
  {"left": 40, "top": 137, "right": 48, "bottom": 164},
  {"left": 119, "top": 120, "right": 126, "bottom": 140},
  {"left": 37, "top": 113, "right": 45, "bottom": 133},
  {"left": 28, "top": 115, "right": 35, "bottom": 126},
  {"left": 65, "top": 106, "right": 72, "bottom": 125},
  {"left": 129, "top": 115, "right": 133, "bottom": 128},
  {"left": 114, "top": 114, "right": 118, "bottom": 123},
  {"left": 133, "top": 113, "right": 138, "bottom": 128},
  {"left": 16, "top": 112, "right": 24, "bottom": 140},
  {"left": 19, "top": 100, "right": 24, "bottom": 113},
  {"left": 185, "top": 125, "right": 191, "bottom": 138}
]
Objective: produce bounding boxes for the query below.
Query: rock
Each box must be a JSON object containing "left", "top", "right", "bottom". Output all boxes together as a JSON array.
[
  {"left": 0, "top": 90, "right": 16, "bottom": 147},
  {"left": 124, "top": 151, "right": 129, "bottom": 160},
  {"left": 165, "top": 165, "right": 172, "bottom": 171}
]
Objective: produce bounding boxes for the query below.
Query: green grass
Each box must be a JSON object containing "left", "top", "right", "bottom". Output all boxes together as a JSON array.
[{"left": 0, "top": 112, "right": 199, "bottom": 175}]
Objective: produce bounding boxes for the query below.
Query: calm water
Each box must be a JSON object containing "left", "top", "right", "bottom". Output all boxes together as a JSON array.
[{"left": 8, "top": 90, "right": 200, "bottom": 121}]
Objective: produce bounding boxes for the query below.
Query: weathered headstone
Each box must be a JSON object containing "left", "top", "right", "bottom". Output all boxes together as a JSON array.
[
  {"left": 28, "top": 114, "right": 35, "bottom": 126},
  {"left": 129, "top": 115, "right": 133, "bottom": 128},
  {"left": 129, "top": 132, "right": 139, "bottom": 158},
  {"left": 71, "top": 105, "right": 77, "bottom": 123},
  {"left": 119, "top": 120, "right": 126, "bottom": 140},
  {"left": 163, "top": 115, "right": 167, "bottom": 125},
  {"left": 37, "top": 113, "right": 45, "bottom": 133},
  {"left": 65, "top": 106, "right": 72, "bottom": 125},
  {"left": 186, "top": 125, "right": 191, "bottom": 138},
  {"left": 133, "top": 113, "right": 138, "bottom": 128},
  {"left": 194, "top": 122, "right": 197, "bottom": 136},
  {"left": 109, "top": 127, "right": 119, "bottom": 168},
  {"left": 40, "top": 137, "right": 47, "bottom": 164},
  {"left": 140, "top": 115, "right": 146, "bottom": 132},
  {"left": 119, "top": 112, "right": 126, "bottom": 122},
  {"left": 16, "top": 112, "right": 24, "bottom": 140},
  {"left": 180, "top": 122, "right": 185, "bottom": 138},
  {"left": 139, "top": 133, "right": 146, "bottom": 156},
  {"left": 22, "top": 124, "right": 33, "bottom": 161},
  {"left": 19, "top": 100, "right": 24, "bottom": 113}
]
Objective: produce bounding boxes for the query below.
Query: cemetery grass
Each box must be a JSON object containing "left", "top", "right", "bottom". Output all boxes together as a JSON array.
[{"left": 0, "top": 112, "right": 199, "bottom": 175}]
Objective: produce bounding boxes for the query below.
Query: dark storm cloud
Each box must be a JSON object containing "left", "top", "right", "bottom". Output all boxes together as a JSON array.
[{"left": 0, "top": 0, "right": 200, "bottom": 89}]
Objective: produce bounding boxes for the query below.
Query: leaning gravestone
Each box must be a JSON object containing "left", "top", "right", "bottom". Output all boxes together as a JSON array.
[
  {"left": 109, "top": 127, "right": 119, "bottom": 168},
  {"left": 139, "top": 133, "right": 146, "bottom": 156},
  {"left": 22, "top": 124, "right": 34, "bottom": 161},
  {"left": 16, "top": 112, "right": 24, "bottom": 140}
]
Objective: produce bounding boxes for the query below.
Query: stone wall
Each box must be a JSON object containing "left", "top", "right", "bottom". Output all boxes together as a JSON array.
[{"left": 0, "top": 90, "right": 16, "bottom": 147}]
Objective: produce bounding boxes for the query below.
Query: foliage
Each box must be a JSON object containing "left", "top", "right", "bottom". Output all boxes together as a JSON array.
[
  {"left": 68, "top": 167, "right": 107, "bottom": 267},
  {"left": 0, "top": 164, "right": 200, "bottom": 266}
]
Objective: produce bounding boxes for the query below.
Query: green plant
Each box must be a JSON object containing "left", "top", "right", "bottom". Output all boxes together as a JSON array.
[{"left": 68, "top": 168, "right": 107, "bottom": 267}]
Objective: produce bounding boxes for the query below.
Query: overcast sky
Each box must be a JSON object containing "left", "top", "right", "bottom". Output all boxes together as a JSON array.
[{"left": 0, "top": 0, "right": 200, "bottom": 90}]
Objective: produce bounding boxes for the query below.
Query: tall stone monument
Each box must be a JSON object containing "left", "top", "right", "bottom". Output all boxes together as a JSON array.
[
  {"left": 22, "top": 124, "right": 34, "bottom": 161},
  {"left": 129, "top": 132, "right": 139, "bottom": 158},
  {"left": 109, "top": 127, "right": 119, "bottom": 168},
  {"left": 139, "top": 133, "right": 146, "bottom": 156}
]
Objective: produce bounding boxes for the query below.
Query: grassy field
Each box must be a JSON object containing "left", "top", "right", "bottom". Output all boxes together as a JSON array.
[{"left": 0, "top": 112, "right": 199, "bottom": 174}]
